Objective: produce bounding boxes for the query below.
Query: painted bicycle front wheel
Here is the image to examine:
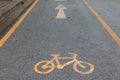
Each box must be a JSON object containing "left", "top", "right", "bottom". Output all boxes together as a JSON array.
[{"left": 73, "top": 61, "right": 94, "bottom": 74}]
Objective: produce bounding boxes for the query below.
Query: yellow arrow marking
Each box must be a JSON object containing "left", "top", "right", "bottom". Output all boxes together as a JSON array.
[{"left": 56, "top": 4, "right": 67, "bottom": 19}]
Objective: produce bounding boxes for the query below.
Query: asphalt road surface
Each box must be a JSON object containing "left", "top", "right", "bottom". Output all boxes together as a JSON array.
[{"left": 0, "top": 0, "right": 120, "bottom": 80}]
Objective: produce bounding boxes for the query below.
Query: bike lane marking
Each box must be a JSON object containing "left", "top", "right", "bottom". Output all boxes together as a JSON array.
[
  {"left": 82, "top": 0, "right": 120, "bottom": 46},
  {"left": 0, "top": 0, "right": 39, "bottom": 47},
  {"left": 34, "top": 52, "right": 95, "bottom": 75}
]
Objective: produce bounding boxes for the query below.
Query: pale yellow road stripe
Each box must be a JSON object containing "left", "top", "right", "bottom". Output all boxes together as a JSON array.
[
  {"left": 0, "top": 0, "right": 39, "bottom": 47},
  {"left": 82, "top": 0, "right": 120, "bottom": 46}
]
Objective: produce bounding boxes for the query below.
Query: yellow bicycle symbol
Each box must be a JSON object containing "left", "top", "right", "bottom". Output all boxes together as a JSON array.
[{"left": 34, "top": 52, "right": 94, "bottom": 74}]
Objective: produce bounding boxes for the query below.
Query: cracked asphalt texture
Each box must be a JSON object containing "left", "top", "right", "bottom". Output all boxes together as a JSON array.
[{"left": 0, "top": 0, "right": 120, "bottom": 80}]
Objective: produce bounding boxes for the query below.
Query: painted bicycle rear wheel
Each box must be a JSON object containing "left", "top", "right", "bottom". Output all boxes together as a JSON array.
[{"left": 34, "top": 60, "right": 54, "bottom": 74}]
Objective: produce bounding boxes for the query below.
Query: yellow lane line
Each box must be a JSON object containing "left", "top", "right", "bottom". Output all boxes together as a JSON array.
[
  {"left": 0, "top": 0, "right": 39, "bottom": 47},
  {"left": 82, "top": 0, "right": 120, "bottom": 46}
]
